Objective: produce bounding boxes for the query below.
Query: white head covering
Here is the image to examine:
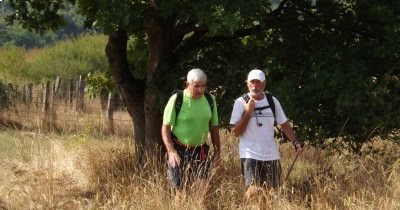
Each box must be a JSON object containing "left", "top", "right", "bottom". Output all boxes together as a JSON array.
[{"left": 247, "top": 69, "right": 265, "bottom": 82}]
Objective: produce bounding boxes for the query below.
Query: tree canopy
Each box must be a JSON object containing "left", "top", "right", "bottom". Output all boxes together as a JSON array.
[
  {"left": 0, "top": 1, "right": 86, "bottom": 48},
  {"left": 4, "top": 0, "right": 399, "bottom": 154}
]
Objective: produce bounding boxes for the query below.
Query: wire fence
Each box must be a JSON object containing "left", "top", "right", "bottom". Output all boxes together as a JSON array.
[{"left": 0, "top": 76, "right": 133, "bottom": 136}]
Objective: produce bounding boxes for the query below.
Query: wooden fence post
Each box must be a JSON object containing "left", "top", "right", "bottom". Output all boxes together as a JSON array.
[
  {"left": 22, "top": 85, "right": 26, "bottom": 104},
  {"left": 69, "top": 79, "right": 74, "bottom": 107},
  {"left": 49, "top": 77, "right": 62, "bottom": 131},
  {"left": 42, "top": 81, "right": 50, "bottom": 113},
  {"left": 27, "top": 83, "right": 33, "bottom": 108},
  {"left": 75, "top": 75, "right": 85, "bottom": 111},
  {"left": 52, "top": 76, "right": 62, "bottom": 107},
  {"left": 106, "top": 91, "right": 115, "bottom": 134},
  {"left": 41, "top": 81, "right": 50, "bottom": 130}
]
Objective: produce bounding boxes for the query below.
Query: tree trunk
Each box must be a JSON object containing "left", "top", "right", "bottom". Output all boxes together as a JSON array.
[
  {"left": 105, "top": 29, "right": 146, "bottom": 162},
  {"left": 145, "top": 16, "right": 177, "bottom": 155},
  {"left": 106, "top": 22, "right": 177, "bottom": 162}
]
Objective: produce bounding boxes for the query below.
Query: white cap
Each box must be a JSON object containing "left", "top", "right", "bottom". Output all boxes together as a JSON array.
[{"left": 247, "top": 69, "right": 265, "bottom": 82}]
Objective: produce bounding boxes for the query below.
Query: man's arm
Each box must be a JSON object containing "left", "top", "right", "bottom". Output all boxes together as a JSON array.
[
  {"left": 161, "top": 124, "right": 180, "bottom": 167},
  {"left": 161, "top": 124, "right": 175, "bottom": 152},
  {"left": 280, "top": 121, "right": 304, "bottom": 155},
  {"left": 209, "top": 125, "right": 221, "bottom": 166},
  {"left": 231, "top": 98, "right": 255, "bottom": 137},
  {"left": 209, "top": 126, "right": 220, "bottom": 154}
]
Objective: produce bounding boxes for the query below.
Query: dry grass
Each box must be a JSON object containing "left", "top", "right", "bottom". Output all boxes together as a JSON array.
[
  {"left": 0, "top": 97, "right": 133, "bottom": 137},
  {"left": 0, "top": 129, "right": 399, "bottom": 210}
]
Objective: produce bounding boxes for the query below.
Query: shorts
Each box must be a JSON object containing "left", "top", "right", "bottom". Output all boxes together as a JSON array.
[
  {"left": 241, "top": 158, "right": 282, "bottom": 188},
  {"left": 168, "top": 142, "right": 211, "bottom": 188}
]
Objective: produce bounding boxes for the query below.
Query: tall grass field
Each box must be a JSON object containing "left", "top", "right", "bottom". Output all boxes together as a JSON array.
[{"left": 0, "top": 128, "right": 398, "bottom": 210}]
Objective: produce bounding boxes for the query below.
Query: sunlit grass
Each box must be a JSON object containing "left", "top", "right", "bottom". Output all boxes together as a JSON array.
[{"left": 0, "top": 129, "right": 398, "bottom": 209}]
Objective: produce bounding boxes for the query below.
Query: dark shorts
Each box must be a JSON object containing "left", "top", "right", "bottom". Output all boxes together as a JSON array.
[
  {"left": 168, "top": 142, "right": 211, "bottom": 188},
  {"left": 241, "top": 158, "right": 282, "bottom": 188}
]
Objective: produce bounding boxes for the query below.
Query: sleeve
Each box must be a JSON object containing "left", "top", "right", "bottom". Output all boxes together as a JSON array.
[
  {"left": 210, "top": 95, "right": 219, "bottom": 126},
  {"left": 162, "top": 94, "right": 177, "bottom": 125},
  {"left": 273, "top": 96, "right": 288, "bottom": 125},
  {"left": 229, "top": 98, "right": 245, "bottom": 125}
]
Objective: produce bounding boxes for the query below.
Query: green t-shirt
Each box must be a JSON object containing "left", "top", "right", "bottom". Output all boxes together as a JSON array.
[{"left": 163, "top": 89, "right": 218, "bottom": 146}]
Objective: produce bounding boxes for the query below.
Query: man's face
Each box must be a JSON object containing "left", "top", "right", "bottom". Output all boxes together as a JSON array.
[
  {"left": 187, "top": 80, "right": 207, "bottom": 99},
  {"left": 247, "top": 79, "right": 265, "bottom": 96}
]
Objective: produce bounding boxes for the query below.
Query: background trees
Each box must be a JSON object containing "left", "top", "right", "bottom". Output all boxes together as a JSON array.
[
  {"left": 3, "top": 0, "right": 399, "bottom": 156},
  {"left": 0, "top": 2, "right": 85, "bottom": 48}
]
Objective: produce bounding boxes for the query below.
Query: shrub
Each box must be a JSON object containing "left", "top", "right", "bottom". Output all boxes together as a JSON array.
[{"left": 25, "top": 34, "right": 108, "bottom": 82}]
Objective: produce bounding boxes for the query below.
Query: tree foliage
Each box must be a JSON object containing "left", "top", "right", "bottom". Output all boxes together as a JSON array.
[
  {"left": 3, "top": 0, "right": 399, "bottom": 153},
  {"left": 185, "top": 1, "right": 400, "bottom": 151},
  {"left": 0, "top": 1, "right": 86, "bottom": 48},
  {"left": 265, "top": 0, "right": 400, "bottom": 150}
]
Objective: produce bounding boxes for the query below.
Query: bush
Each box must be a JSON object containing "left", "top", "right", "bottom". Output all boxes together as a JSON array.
[
  {"left": 0, "top": 45, "right": 29, "bottom": 82},
  {"left": 24, "top": 34, "right": 108, "bottom": 82}
]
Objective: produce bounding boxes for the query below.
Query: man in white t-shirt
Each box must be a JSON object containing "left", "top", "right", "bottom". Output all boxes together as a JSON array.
[{"left": 229, "top": 69, "right": 304, "bottom": 200}]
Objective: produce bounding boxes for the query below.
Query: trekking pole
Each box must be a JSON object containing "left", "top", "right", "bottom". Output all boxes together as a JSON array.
[{"left": 284, "top": 153, "right": 298, "bottom": 182}]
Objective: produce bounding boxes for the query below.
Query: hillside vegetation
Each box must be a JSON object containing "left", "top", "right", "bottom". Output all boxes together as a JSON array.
[{"left": 0, "top": 34, "right": 108, "bottom": 83}]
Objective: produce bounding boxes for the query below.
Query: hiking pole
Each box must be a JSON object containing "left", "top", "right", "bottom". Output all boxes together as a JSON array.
[{"left": 284, "top": 153, "right": 299, "bottom": 182}]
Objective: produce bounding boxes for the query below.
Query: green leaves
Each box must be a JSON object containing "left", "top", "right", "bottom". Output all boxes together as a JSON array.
[
  {"left": 0, "top": 45, "right": 28, "bottom": 82},
  {"left": 86, "top": 70, "right": 114, "bottom": 98},
  {"left": 5, "top": 0, "right": 68, "bottom": 32}
]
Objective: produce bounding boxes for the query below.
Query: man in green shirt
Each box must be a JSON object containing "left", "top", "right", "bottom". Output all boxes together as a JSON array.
[{"left": 161, "top": 68, "right": 221, "bottom": 203}]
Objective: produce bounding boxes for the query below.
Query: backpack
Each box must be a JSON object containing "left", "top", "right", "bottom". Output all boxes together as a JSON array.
[
  {"left": 241, "top": 91, "right": 276, "bottom": 120},
  {"left": 174, "top": 90, "right": 214, "bottom": 122}
]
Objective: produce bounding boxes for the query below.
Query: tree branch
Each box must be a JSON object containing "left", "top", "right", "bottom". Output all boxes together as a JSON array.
[
  {"left": 293, "top": 2, "right": 385, "bottom": 41},
  {"left": 174, "top": 1, "right": 290, "bottom": 55}
]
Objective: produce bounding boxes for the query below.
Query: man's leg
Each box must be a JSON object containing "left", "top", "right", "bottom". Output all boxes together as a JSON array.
[
  {"left": 241, "top": 158, "right": 261, "bottom": 201},
  {"left": 168, "top": 159, "right": 187, "bottom": 207},
  {"left": 257, "top": 160, "right": 282, "bottom": 207},
  {"left": 244, "top": 185, "right": 263, "bottom": 201},
  {"left": 242, "top": 159, "right": 282, "bottom": 201}
]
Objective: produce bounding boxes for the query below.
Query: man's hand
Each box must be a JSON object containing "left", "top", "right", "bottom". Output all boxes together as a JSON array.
[
  {"left": 168, "top": 149, "right": 181, "bottom": 168},
  {"left": 212, "top": 152, "right": 221, "bottom": 168},
  {"left": 245, "top": 98, "right": 256, "bottom": 113},
  {"left": 293, "top": 140, "right": 305, "bottom": 155}
]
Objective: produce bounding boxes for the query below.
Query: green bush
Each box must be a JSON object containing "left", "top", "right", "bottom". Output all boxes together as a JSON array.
[
  {"left": 25, "top": 34, "right": 108, "bottom": 82},
  {"left": 0, "top": 45, "right": 28, "bottom": 82}
]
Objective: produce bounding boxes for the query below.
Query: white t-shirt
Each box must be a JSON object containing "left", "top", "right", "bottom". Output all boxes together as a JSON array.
[{"left": 230, "top": 93, "right": 288, "bottom": 161}]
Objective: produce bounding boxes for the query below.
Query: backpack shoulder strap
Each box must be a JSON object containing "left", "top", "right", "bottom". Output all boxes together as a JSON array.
[
  {"left": 174, "top": 90, "right": 183, "bottom": 122},
  {"left": 265, "top": 91, "right": 276, "bottom": 119},
  {"left": 204, "top": 92, "right": 214, "bottom": 112},
  {"left": 241, "top": 93, "right": 250, "bottom": 103}
]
